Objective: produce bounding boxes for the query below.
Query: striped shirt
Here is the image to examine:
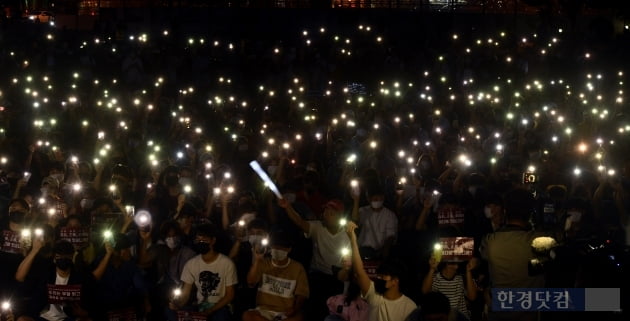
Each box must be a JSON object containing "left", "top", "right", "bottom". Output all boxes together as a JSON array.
[{"left": 431, "top": 272, "right": 471, "bottom": 319}]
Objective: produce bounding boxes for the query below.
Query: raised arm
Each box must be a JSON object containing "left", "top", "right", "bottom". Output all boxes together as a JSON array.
[
  {"left": 220, "top": 193, "right": 231, "bottom": 230},
  {"left": 351, "top": 190, "right": 360, "bottom": 222},
  {"left": 465, "top": 258, "right": 479, "bottom": 301},
  {"left": 421, "top": 256, "right": 438, "bottom": 294},
  {"left": 92, "top": 242, "right": 114, "bottom": 280},
  {"left": 346, "top": 222, "right": 371, "bottom": 296},
  {"left": 247, "top": 248, "right": 265, "bottom": 287},
  {"left": 277, "top": 198, "right": 309, "bottom": 233},
  {"left": 15, "top": 237, "right": 44, "bottom": 282},
  {"left": 415, "top": 196, "right": 434, "bottom": 230}
]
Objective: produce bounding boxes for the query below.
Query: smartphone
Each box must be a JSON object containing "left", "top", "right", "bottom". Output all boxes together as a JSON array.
[
  {"left": 256, "top": 238, "right": 269, "bottom": 254},
  {"left": 24, "top": 171, "right": 32, "bottom": 183},
  {"left": 125, "top": 205, "right": 135, "bottom": 217}
]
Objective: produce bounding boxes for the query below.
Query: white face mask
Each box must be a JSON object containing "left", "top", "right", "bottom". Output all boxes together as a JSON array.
[
  {"left": 371, "top": 201, "right": 383, "bottom": 210},
  {"left": 484, "top": 206, "right": 493, "bottom": 218},
  {"left": 271, "top": 249, "right": 288, "bottom": 261},
  {"left": 165, "top": 236, "right": 181, "bottom": 249}
]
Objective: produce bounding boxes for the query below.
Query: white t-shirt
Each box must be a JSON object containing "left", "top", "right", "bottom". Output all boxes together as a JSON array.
[
  {"left": 362, "top": 281, "right": 416, "bottom": 321},
  {"left": 181, "top": 254, "right": 238, "bottom": 304},
  {"left": 357, "top": 206, "right": 398, "bottom": 250},
  {"left": 40, "top": 273, "right": 69, "bottom": 321},
  {"left": 306, "top": 221, "right": 351, "bottom": 275}
]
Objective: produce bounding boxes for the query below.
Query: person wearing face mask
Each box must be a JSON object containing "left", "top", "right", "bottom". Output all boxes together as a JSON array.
[
  {"left": 153, "top": 220, "right": 196, "bottom": 284},
  {"left": 351, "top": 187, "right": 398, "bottom": 259},
  {"left": 277, "top": 197, "right": 351, "bottom": 321},
  {"left": 14, "top": 240, "right": 96, "bottom": 321},
  {"left": 169, "top": 223, "right": 237, "bottom": 321},
  {"left": 244, "top": 230, "right": 309, "bottom": 321},
  {"left": 91, "top": 233, "right": 151, "bottom": 318},
  {"left": 229, "top": 219, "right": 269, "bottom": 319},
  {"left": 60, "top": 215, "right": 96, "bottom": 270},
  {"left": 345, "top": 222, "right": 416, "bottom": 321},
  {"left": 148, "top": 220, "right": 196, "bottom": 321}
]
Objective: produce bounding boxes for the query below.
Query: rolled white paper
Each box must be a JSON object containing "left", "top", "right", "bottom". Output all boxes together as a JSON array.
[{"left": 249, "top": 160, "right": 283, "bottom": 199}]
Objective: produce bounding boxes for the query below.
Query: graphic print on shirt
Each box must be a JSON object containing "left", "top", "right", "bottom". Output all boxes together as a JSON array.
[
  {"left": 199, "top": 271, "right": 221, "bottom": 299},
  {"left": 259, "top": 274, "right": 296, "bottom": 298}
]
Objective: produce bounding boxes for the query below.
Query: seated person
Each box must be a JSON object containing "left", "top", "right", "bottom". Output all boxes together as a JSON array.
[
  {"left": 345, "top": 222, "right": 416, "bottom": 321},
  {"left": 91, "top": 233, "right": 151, "bottom": 318},
  {"left": 243, "top": 231, "right": 309, "bottom": 321},
  {"left": 229, "top": 218, "right": 270, "bottom": 318},
  {"left": 325, "top": 274, "right": 369, "bottom": 321},
  {"left": 15, "top": 240, "right": 96, "bottom": 321},
  {"left": 169, "top": 223, "right": 237, "bottom": 321},
  {"left": 421, "top": 256, "right": 478, "bottom": 320}
]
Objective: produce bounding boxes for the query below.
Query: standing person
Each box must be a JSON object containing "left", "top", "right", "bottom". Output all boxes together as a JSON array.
[
  {"left": 169, "top": 223, "right": 237, "bottom": 321},
  {"left": 243, "top": 231, "right": 309, "bottom": 321},
  {"left": 479, "top": 189, "right": 546, "bottom": 321},
  {"left": 278, "top": 198, "right": 350, "bottom": 320},
  {"left": 345, "top": 221, "right": 416, "bottom": 321},
  {"left": 351, "top": 187, "right": 398, "bottom": 259}
]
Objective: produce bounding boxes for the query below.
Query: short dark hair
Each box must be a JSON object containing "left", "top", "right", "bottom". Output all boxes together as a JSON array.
[
  {"left": 421, "top": 292, "right": 451, "bottom": 316},
  {"left": 54, "top": 240, "right": 75, "bottom": 256},
  {"left": 504, "top": 188, "right": 535, "bottom": 222},
  {"left": 159, "top": 220, "right": 182, "bottom": 239},
  {"left": 196, "top": 223, "right": 219, "bottom": 239},
  {"left": 377, "top": 259, "right": 408, "bottom": 282},
  {"left": 270, "top": 230, "right": 292, "bottom": 248}
]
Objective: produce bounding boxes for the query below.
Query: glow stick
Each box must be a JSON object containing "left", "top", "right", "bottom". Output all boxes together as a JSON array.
[{"left": 249, "top": 160, "right": 283, "bottom": 199}]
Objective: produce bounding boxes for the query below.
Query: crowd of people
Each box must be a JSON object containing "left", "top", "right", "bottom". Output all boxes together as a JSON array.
[{"left": 0, "top": 10, "right": 629, "bottom": 321}]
